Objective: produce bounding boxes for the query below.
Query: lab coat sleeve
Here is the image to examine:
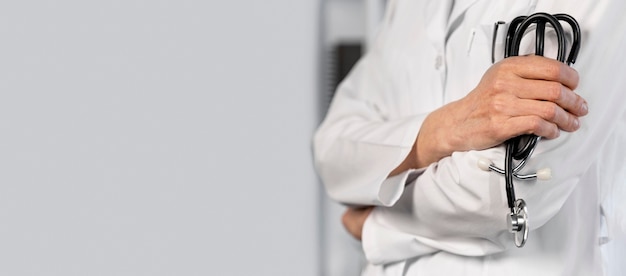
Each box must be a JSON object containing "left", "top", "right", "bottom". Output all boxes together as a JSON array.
[
  {"left": 312, "top": 0, "right": 431, "bottom": 207},
  {"left": 312, "top": 54, "right": 427, "bottom": 206},
  {"left": 361, "top": 4, "right": 626, "bottom": 264}
]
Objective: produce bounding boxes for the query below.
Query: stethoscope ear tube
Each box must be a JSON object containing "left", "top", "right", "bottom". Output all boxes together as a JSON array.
[
  {"left": 509, "top": 12, "right": 567, "bottom": 62},
  {"left": 554, "top": 13, "right": 582, "bottom": 65}
]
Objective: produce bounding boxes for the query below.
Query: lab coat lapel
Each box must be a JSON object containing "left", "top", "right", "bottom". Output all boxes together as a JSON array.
[
  {"left": 447, "top": 0, "right": 479, "bottom": 35},
  {"left": 424, "top": 0, "right": 480, "bottom": 49},
  {"left": 424, "top": 0, "right": 453, "bottom": 49}
]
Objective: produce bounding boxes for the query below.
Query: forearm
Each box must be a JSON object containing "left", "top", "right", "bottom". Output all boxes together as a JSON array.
[
  {"left": 390, "top": 56, "right": 586, "bottom": 177},
  {"left": 388, "top": 106, "right": 458, "bottom": 175},
  {"left": 363, "top": 97, "right": 623, "bottom": 264},
  {"left": 314, "top": 107, "right": 427, "bottom": 206},
  {"left": 364, "top": 140, "right": 584, "bottom": 264}
]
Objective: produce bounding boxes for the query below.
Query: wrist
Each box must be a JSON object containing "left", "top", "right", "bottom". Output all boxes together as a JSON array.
[{"left": 415, "top": 109, "right": 457, "bottom": 167}]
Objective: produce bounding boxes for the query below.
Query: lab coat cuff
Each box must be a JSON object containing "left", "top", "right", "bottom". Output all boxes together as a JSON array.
[
  {"left": 316, "top": 113, "right": 428, "bottom": 206},
  {"left": 377, "top": 168, "right": 424, "bottom": 206},
  {"left": 374, "top": 113, "right": 428, "bottom": 206},
  {"left": 362, "top": 207, "right": 438, "bottom": 265}
]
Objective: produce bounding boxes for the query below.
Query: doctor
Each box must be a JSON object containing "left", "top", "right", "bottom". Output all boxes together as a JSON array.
[{"left": 313, "top": 0, "right": 626, "bottom": 275}]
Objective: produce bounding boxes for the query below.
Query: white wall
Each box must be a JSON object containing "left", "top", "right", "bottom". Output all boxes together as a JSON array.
[{"left": 0, "top": 1, "right": 320, "bottom": 275}]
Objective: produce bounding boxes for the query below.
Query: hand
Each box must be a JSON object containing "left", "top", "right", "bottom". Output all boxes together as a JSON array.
[
  {"left": 396, "top": 55, "right": 588, "bottom": 171},
  {"left": 342, "top": 206, "right": 374, "bottom": 241}
]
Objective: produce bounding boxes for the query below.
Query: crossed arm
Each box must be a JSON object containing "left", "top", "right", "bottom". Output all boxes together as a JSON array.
[{"left": 340, "top": 55, "right": 588, "bottom": 240}]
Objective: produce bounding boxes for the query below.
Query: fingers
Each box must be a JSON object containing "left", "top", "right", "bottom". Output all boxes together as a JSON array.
[
  {"left": 489, "top": 56, "right": 587, "bottom": 138},
  {"left": 504, "top": 55, "right": 580, "bottom": 90},
  {"left": 341, "top": 207, "right": 374, "bottom": 241},
  {"left": 504, "top": 116, "right": 559, "bottom": 139},
  {"left": 507, "top": 98, "right": 580, "bottom": 132},
  {"left": 447, "top": 55, "right": 587, "bottom": 152},
  {"left": 513, "top": 79, "right": 588, "bottom": 117}
]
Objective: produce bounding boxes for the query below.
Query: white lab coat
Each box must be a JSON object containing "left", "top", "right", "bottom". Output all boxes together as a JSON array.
[{"left": 313, "top": 0, "right": 626, "bottom": 275}]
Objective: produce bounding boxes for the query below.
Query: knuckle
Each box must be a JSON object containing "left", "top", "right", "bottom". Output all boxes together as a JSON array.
[
  {"left": 571, "top": 69, "right": 580, "bottom": 89},
  {"left": 545, "top": 83, "right": 563, "bottom": 102},
  {"left": 524, "top": 116, "right": 545, "bottom": 136},
  {"left": 489, "top": 95, "right": 507, "bottom": 113},
  {"left": 569, "top": 115, "right": 581, "bottom": 130},
  {"left": 492, "top": 78, "right": 508, "bottom": 93},
  {"left": 575, "top": 95, "right": 587, "bottom": 112},
  {"left": 549, "top": 124, "right": 560, "bottom": 138},
  {"left": 527, "top": 117, "right": 544, "bottom": 134},
  {"left": 507, "top": 56, "right": 524, "bottom": 66},
  {"left": 541, "top": 103, "right": 558, "bottom": 120},
  {"left": 498, "top": 59, "right": 513, "bottom": 70},
  {"left": 545, "top": 62, "right": 562, "bottom": 80},
  {"left": 493, "top": 60, "right": 515, "bottom": 78},
  {"left": 574, "top": 94, "right": 584, "bottom": 106}
]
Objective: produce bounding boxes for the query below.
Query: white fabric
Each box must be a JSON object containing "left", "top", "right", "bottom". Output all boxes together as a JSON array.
[{"left": 313, "top": 0, "right": 626, "bottom": 275}]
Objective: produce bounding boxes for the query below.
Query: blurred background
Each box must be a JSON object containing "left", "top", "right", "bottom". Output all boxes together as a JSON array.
[{"left": 0, "top": 0, "right": 385, "bottom": 275}]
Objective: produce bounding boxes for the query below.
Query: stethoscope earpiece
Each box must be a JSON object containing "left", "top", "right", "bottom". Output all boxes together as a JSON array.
[
  {"left": 536, "top": 168, "right": 552, "bottom": 181},
  {"left": 476, "top": 157, "right": 551, "bottom": 180}
]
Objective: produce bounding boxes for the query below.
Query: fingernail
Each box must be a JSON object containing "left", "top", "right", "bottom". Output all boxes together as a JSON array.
[
  {"left": 574, "top": 118, "right": 580, "bottom": 129},
  {"left": 581, "top": 102, "right": 588, "bottom": 114}
]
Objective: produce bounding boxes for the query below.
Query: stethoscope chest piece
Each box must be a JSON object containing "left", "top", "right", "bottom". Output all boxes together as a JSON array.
[{"left": 508, "top": 199, "right": 529, "bottom": 247}]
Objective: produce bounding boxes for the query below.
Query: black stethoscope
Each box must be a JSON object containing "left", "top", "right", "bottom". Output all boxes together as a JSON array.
[{"left": 479, "top": 12, "right": 581, "bottom": 247}]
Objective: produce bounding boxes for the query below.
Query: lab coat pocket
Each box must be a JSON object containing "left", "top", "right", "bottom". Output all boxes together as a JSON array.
[
  {"left": 478, "top": 22, "right": 507, "bottom": 64},
  {"left": 480, "top": 21, "right": 509, "bottom": 63}
]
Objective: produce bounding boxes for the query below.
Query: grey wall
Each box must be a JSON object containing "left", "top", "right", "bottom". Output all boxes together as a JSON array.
[{"left": 0, "top": 1, "right": 320, "bottom": 275}]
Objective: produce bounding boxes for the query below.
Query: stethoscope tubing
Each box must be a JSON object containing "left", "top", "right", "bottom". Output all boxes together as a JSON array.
[{"left": 492, "top": 12, "right": 581, "bottom": 247}]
